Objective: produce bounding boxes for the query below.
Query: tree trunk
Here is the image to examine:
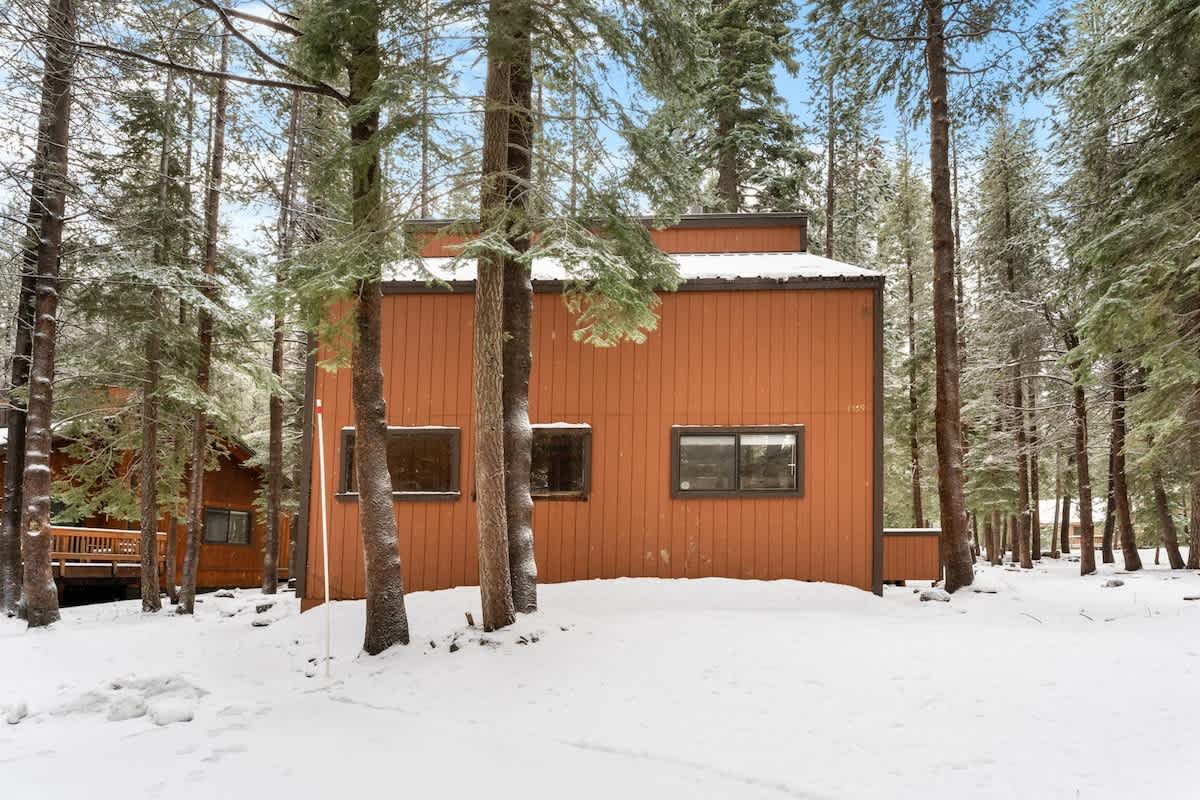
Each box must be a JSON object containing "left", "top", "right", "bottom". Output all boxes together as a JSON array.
[
  {"left": 20, "top": 0, "right": 76, "bottom": 627},
  {"left": 1110, "top": 362, "right": 1142, "bottom": 571},
  {"left": 474, "top": 0, "right": 518, "bottom": 632},
  {"left": 1187, "top": 394, "right": 1200, "bottom": 570},
  {"left": 178, "top": 34, "right": 229, "bottom": 615},
  {"left": 501, "top": 5, "right": 537, "bottom": 614},
  {"left": 1028, "top": 380, "right": 1041, "bottom": 560},
  {"left": 824, "top": 71, "right": 835, "bottom": 258},
  {"left": 264, "top": 92, "right": 302, "bottom": 596},
  {"left": 1059, "top": 494, "right": 1071, "bottom": 556},
  {"left": 988, "top": 515, "right": 998, "bottom": 566},
  {"left": 925, "top": 0, "right": 972, "bottom": 592},
  {"left": 1150, "top": 468, "right": 1185, "bottom": 569},
  {"left": 1065, "top": 331, "right": 1096, "bottom": 574},
  {"left": 0, "top": 195, "right": 39, "bottom": 617},
  {"left": 906, "top": 245, "right": 923, "bottom": 528},
  {"left": 1101, "top": 419, "right": 1117, "bottom": 564},
  {"left": 1019, "top": 510, "right": 1033, "bottom": 569},
  {"left": 991, "top": 508, "right": 1002, "bottom": 565},
  {"left": 1049, "top": 447, "right": 1061, "bottom": 558},
  {"left": 348, "top": 7, "right": 410, "bottom": 654}
]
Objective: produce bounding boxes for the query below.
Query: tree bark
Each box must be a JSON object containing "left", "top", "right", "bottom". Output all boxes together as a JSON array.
[
  {"left": 906, "top": 242, "right": 923, "bottom": 528},
  {"left": 1150, "top": 468, "right": 1185, "bottom": 569},
  {"left": 1101, "top": 420, "right": 1117, "bottom": 564},
  {"left": 1187, "top": 393, "right": 1200, "bottom": 570},
  {"left": 178, "top": 34, "right": 229, "bottom": 615},
  {"left": 348, "top": 6, "right": 410, "bottom": 654},
  {"left": 824, "top": 71, "right": 835, "bottom": 258},
  {"left": 1028, "top": 380, "right": 1041, "bottom": 560},
  {"left": 1065, "top": 331, "right": 1096, "bottom": 574},
  {"left": 1059, "top": 495, "right": 1071, "bottom": 556},
  {"left": 264, "top": 91, "right": 301, "bottom": 596},
  {"left": 991, "top": 508, "right": 1002, "bottom": 565},
  {"left": 1049, "top": 447, "right": 1061, "bottom": 558},
  {"left": 20, "top": 0, "right": 76, "bottom": 627},
  {"left": 1110, "top": 362, "right": 1142, "bottom": 571},
  {"left": 925, "top": 0, "right": 972, "bottom": 592},
  {"left": 500, "top": 4, "right": 537, "bottom": 614},
  {"left": 1019, "top": 510, "right": 1032, "bottom": 569},
  {"left": 0, "top": 192, "right": 39, "bottom": 617},
  {"left": 474, "top": 0, "right": 518, "bottom": 632}
]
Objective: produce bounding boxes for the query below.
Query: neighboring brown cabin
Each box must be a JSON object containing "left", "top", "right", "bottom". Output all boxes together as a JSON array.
[
  {"left": 295, "top": 212, "right": 937, "bottom": 610},
  {"left": 0, "top": 430, "right": 288, "bottom": 601}
]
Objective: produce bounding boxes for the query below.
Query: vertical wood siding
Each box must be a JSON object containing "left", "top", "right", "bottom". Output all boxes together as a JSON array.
[
  {"left": 304, "top": 285, "right": 877, "bottom": 601},
  {"left": 881, "top": 534, "right": 941, "bottom": 582}
]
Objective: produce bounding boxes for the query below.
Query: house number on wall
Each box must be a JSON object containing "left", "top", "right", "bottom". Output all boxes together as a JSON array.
[{"left": 847, "top": 402, "right": 866, "bottom": 413}]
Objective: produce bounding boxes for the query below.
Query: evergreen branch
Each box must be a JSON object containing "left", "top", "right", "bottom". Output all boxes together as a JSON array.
[
  {"left": 194, "top": 2, "right": 348, "bottom": 104},
  {"left": 189, "top": 2, "right": 302, "bottom": 36},
  {"left": 71, "top": 38, "right": 348, "bottom": 103}
]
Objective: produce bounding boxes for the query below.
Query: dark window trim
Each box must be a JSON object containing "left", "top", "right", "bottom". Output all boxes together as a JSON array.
[
  {"left": 530, "top": 424, "right": 592, "bottom": 501},
  {"left": 337, "top": 425, "right": 462, "bottom": 502},
  {"left": 670, "top": 425, "right": 805, "bottom": 499},
  {"left": 202, "top": 506, "right": 254, "bottom": 546}
]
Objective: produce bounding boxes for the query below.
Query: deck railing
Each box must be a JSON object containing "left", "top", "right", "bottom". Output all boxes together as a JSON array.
[{"left": 50, "top": 526, "right": 167, "bottom": 572}]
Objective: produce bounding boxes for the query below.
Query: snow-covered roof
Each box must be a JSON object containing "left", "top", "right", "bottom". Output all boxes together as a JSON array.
[{"left": 384, "top": 252, "right": 881, "bottom": 285}]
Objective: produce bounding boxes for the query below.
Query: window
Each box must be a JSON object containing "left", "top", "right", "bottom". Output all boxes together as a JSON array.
[
  {"left": 339, "top": 427, "right": 461, "bottom": 499},
  {"left": 531, "top": 425, "right": 590, "bottom": 499},
  {"left": 670, "top": 426, "right": 803, "bottom": 498},
  {"left": 203, "top": 508, "right": 252, "bottom": 544}
]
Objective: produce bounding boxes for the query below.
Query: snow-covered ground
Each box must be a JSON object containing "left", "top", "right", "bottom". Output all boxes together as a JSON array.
[{"left": 3, "top": 551, "right": 1197, "bottom": 799}]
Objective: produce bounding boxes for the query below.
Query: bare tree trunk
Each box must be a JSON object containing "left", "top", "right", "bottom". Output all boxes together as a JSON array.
[
  {"left": 984, "top": 516, "right": 996, "bottom": 565},
  {"left": 998, "top": 510, "right": 1008, "bottom": 561},
  {"left": 1187, "top": 393, "right": 1200, "bottom": 570},
  {"left": 991, "top": 508, "right": 1002, "bottom": 565},
  {"left": 1, "top": 194, "right": 39, "bottom": 617},
  {"left": 824, "top": 71, "right": 835, "bottom": 258},
  {"left": 474, "top": 0, "right": 518, "bottom": 632},
  {"left": 178, "top": 35, "right": 229, "bottom": 615},
  {"left": 1019, "top": 510, "right": 1032, "bottom": 569},
  {"left": 925, "top": 0, "right": 972, "bottom": 592},
  {"left": 1110, "top": 362, "right": 1142, "bottom": 571},
  {"left": 1028, "top": 379, "right": 1041, "bottom": 560},
  {"left": 20, "top": 0, "right": 76, "bottom": 627},
  {"left": 906, "top": 245, "right": 923, "bottom": 528},
  {"left": 348, "top": 8, "right": 410, "bottom": 654},
  {"left": 264, "top": 91, "right": 302, "bottom": 596},
  {"left": 1049, "top": 446, "right": 1061, "bottom": 558},
  {"left": 1065, "top": 331, "right": 1096, "bottom": 574},
  {"left": 501, "top": 6, "right": 537, "bottom": 613},
  {"left": 1150, "top": 468, "right": 1185, "bottom": 569},
  {"left": 1012, "top": 364, "right": 1030, "bottom": 559},
  {"left": 1101, "top": 417, "right": 1117, "bottom": 564}
]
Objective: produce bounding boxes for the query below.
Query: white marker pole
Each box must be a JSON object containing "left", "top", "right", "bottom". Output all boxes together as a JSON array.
[{"left": 315, "top": 397, "right": 332, "bottom": 678}]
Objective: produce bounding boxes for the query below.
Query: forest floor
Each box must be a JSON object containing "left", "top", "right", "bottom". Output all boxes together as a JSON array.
[{"left": 2, "top": 549, "right": 1197, "bottom": 799}]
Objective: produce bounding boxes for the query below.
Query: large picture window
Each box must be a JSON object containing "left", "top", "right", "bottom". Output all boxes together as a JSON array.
[
  {"left": 530, "top": 424, "right": 590, "bottom": 499},
  {"left": 203, "top": 507, "right": 252, "bottom": 544},
  {"left": 339, "top": 426, "right": 461, "bottom": 499},
  {"left": 670, "top": 426, "right": 803, "bottom": 498}
]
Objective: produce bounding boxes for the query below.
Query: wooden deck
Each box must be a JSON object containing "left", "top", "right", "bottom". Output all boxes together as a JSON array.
[{"left": 50, "top": 526, "right": 167, "bottom": 580}]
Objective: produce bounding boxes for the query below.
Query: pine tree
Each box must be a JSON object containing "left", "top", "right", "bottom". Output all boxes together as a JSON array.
[{"left": 20, "top": 0, "right": 77, "bottom": 627}]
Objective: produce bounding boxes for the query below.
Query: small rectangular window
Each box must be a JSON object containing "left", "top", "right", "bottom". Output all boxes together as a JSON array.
[
  {"left": 340, "top": 427, "right": 461, "bottom": 499},
  {"left": 671, "top": 426, "right": 803, "bottom": 498},
  {"left": 203, "top": 508, "right": 252, "bottom": 544},
  {"left": 531, "top": 425, "right": 590, "bottom": 499}
]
